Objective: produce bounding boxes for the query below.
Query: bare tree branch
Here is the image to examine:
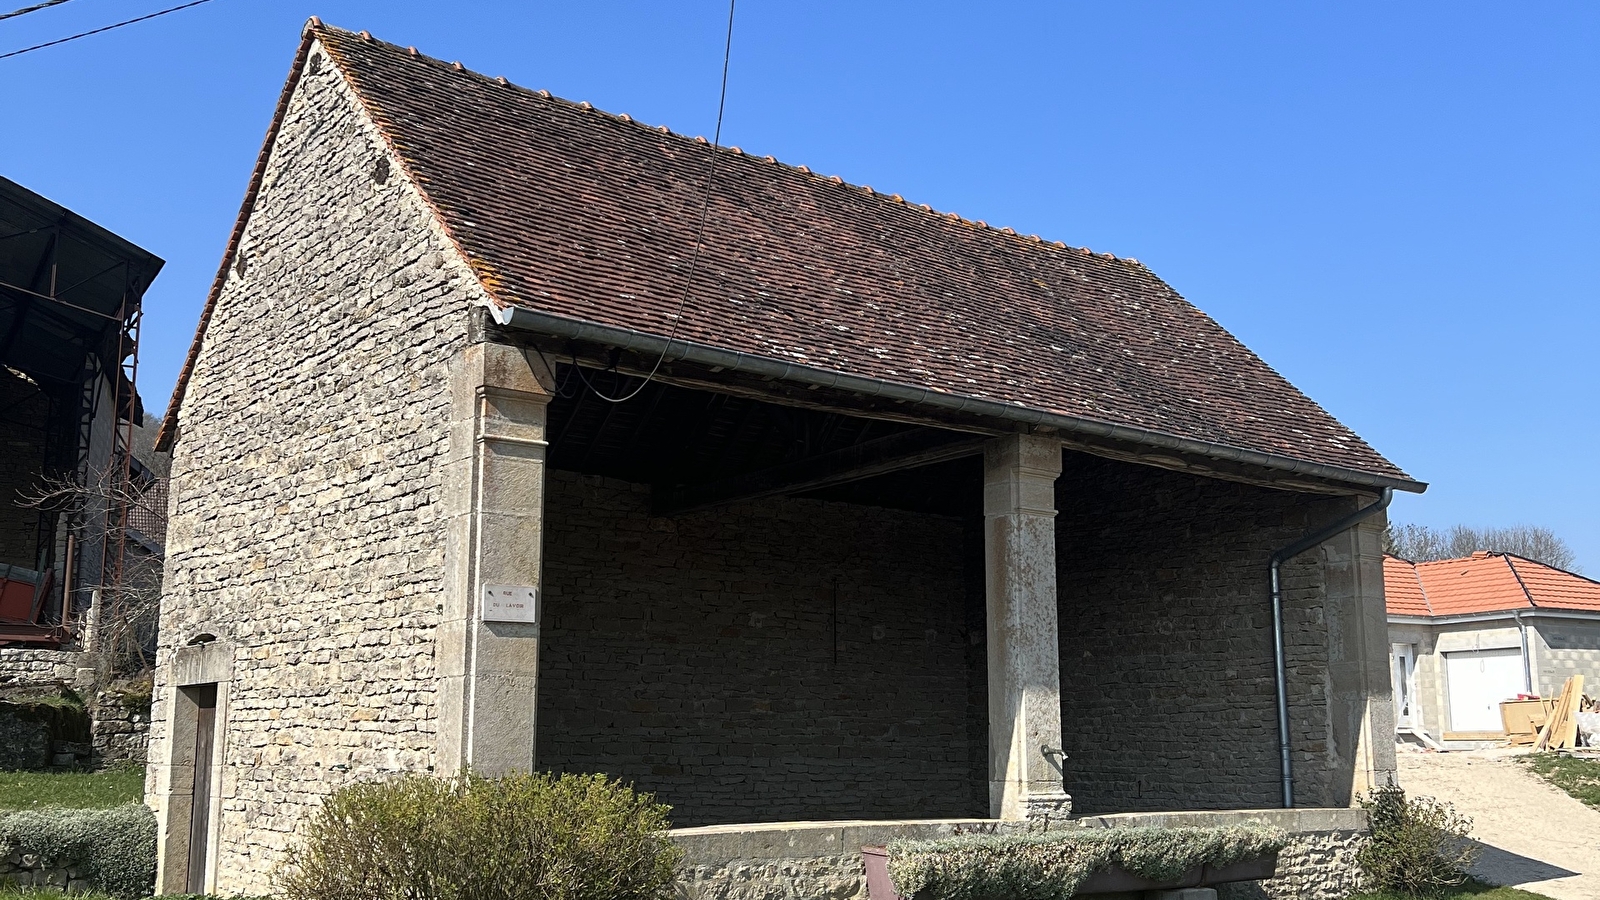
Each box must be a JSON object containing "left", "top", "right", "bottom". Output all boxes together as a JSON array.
[
  {"left": 1385, "top": 522, "right": 1579, "bottom": 572},
  {"left": 20, "top": 463, "right": 165, "bottom": 678}
]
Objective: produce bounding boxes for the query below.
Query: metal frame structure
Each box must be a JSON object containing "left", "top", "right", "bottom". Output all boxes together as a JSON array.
[{"left": 0, "top": 177, "right": 161, "bottom": 646}]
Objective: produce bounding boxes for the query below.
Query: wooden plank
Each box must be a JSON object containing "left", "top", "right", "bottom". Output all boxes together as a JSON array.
[
  {"left": 1559, "top": 675, "right": 1585, "bottom": 749},
  {"left": 1444, "top": 731, "right": 1508, "bottom": 742},
  {"left": 1537, "top": 676, "right": 1581, "bottom": 751}
]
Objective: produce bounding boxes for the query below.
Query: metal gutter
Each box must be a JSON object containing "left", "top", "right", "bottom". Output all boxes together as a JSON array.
[
  {"left": 1267, "top": 488, "right": 1393, "bottom": 809},
  {"left": 1389, "top": 608, "right": 1600, "bottom": 626},
  {"left": 489, "top": 305, "right": 1427, "bottom": 494}
]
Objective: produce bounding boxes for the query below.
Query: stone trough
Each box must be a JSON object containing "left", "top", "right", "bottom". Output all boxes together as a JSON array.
[{"left": 671, "top": 809, "right": 1367, "bottom": 900}]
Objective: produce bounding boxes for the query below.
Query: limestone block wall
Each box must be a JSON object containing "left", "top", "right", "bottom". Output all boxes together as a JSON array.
[
  {"left": 148, "top": 36, "right": 481, "bottom": 891},
  {"left": 90, "top": 689, "right": 151, "bottom": 767},
  {"left": 0, "top": 650, "right": 92, "bottom": 689},
  {"left": 671, "top": 809, "right": 1367, "bottom": 900},
  {"left": 1053, "top": 454, "right": 1384, "bottom": 813},
  {"left": 536, "top": 471, "right": 986, "bottom": 826}
]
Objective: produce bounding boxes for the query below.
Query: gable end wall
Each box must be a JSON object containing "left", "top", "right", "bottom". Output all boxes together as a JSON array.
[{"left": 147, "top": 38, "right": 479, "bottom": 892}]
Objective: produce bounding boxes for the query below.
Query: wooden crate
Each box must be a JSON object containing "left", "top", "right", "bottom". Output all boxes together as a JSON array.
[{"left": 1501, "top": 698, "right": 1556, "bottom": 745}]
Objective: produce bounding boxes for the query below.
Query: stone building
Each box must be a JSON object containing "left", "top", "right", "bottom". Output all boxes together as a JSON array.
[
  {"left": 148, "top": 22, "right": 1423, "bottom": 895},
  {"left": 1387, "top": 551, "right": 1600, "bottom": 747}
]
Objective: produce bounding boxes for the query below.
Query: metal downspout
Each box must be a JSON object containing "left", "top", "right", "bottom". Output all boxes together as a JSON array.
[
  {"left": 1512, "top": 610, "right": 1533, "bottom": 695},
  {"left": 1268, "top": 487, "right": 1393, "bottom": 808},
  {"left": 1504, "top": 556, "right": 1538, "bottom": 695}
]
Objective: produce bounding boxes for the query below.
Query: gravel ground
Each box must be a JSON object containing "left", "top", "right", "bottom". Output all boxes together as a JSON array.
[{"left": 1398, "top": 746, "right": 1600, "bottom": 900}]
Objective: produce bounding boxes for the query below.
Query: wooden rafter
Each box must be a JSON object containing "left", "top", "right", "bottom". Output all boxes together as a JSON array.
[{"left": 653, "top": 429, "right": 986, "bottom": 517}]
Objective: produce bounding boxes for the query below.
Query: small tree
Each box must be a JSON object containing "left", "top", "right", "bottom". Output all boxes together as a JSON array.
[{"left": 1356, "top": 784, "right": 1479, "bottom": 897}]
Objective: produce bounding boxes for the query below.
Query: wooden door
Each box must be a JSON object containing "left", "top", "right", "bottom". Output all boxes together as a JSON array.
[{"left": 187, "top": 684, "right": 218, "bottom": 893}]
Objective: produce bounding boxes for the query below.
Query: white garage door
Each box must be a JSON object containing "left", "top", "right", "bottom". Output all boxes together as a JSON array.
[{"left": 1446, "top": 648, "right": 1524, "bottom": 733}]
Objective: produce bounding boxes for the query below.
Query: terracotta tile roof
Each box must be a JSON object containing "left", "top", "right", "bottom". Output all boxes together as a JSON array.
[
  {"left": 1385, "top": 552, "right": 1600, "bottom": 617},
  {"left": 1383, "top": 555, "right": 1432, "bottom": 616},
  {"left": 1505, "top": 555, "right": 1600, "bottom": 613},
  {"left": 160, "top": 21, "right": 1419, "bottom": 490}
]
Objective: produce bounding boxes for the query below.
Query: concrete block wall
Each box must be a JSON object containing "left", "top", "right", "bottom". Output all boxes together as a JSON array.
[
  {"left": 1051, "top": 454, "right": 1380, "bottom": 812},
  {"left": 148, "top": 37, "right": 482, "bottom": 892},
  {"left": 1385, "top": 622, "right": 1444, "bottom": 740},
  {"left": 1532, "top": 619, "right": 1600, "bottom": 697},
  {"left": 536, "top": 470, "right": 987, "bottom": 826}
]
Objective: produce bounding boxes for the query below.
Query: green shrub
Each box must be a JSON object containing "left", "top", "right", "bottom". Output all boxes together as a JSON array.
[
  {"left": 0, "top": 802, "right": 156, "bottom": 899},
  {"left": 279, "top": 771, "right": 682, "bottom": 900},
  {"left": 1357, "top": 784, "right": 1479, "bottom": 897},
  {"left": 887, "top": 824, "right": 1288, "bottom": 900}
]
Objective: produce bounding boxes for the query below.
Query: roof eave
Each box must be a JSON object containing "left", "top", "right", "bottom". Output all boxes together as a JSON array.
[
  {"left": 490, "top": 303, "right": 1427, "bottom": 495},
  {"left": 1390, "top": 607, "right": 1600, "bottom": 625}
]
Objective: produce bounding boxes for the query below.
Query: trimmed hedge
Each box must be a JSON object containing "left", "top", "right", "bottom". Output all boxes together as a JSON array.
[
  {"left": 887, "top": 824, "right": 1288, "bottom": 900},
  {"left": 0, "top": 802, "right": 156, "bottom": 899},
  {"left": 280, "top": 771, "right": 682, "bottom": 900}
]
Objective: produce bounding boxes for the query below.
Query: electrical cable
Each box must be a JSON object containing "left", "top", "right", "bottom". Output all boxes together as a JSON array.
[
  {"left": 0, "top": 0, "right": 214, "bottom": 61},
  {"left": 0, "top": 0, "right": 73, "bottom": 23},
  {"left": 575, "top": 0, "right": 736, "bottom": 403}
]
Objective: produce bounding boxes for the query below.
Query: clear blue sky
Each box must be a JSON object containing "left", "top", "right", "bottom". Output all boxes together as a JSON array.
[{"left": 3, "top": 2, "right": 1595, "bottom": 565}]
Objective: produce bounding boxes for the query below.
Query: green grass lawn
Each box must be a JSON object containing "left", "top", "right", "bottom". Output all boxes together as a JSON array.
[
  {"left": 1349, "top": 879, "right": 1555, "bottom": 900},
  {"left": 0, "top": 766, "right": 143, "bottom": 811},
  {"left": 1521, "top": 751, "right": 1600, "bottom": 809}
]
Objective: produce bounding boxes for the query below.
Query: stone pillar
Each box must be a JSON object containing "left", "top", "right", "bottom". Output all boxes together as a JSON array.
[
  {"left": 436, "top": 341, "right": 553, "bottom": 775},
  {"left": 1322, "top": 508, "right": 1398, "bottom": 804},
  {"left": 983, "top": 433, "right": 1071, "bottom": 820}
]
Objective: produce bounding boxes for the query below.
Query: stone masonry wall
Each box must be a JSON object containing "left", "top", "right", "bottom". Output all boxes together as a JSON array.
[
  {"left": 672, "top": 809, "right": 1367, "bottom": 900},
  {"left": 90, "top": 689, "right": 150, "bottom": 767},
  {"left": 0, "top": 650, "right": 92, "bottom": 689},
  {"left": 149, "top": 37, "right": 482, "bottom": 892},
  {"left": 1053, "top": 453, "right": 1360, "bottom": 813},
  {"left": 537, "top": 470, "right": 986, "bottom": 826}
]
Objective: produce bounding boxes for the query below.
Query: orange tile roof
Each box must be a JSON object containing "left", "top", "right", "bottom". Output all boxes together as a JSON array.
[
  {"left": 1383, "top": 555, "right": 1432, "bottom": 616},
  {"left": 1385, "top": 552, "right": 1600, "bottom": 617}
]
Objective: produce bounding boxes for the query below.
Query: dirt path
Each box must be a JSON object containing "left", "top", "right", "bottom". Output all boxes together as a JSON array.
[{"left": 1398, "top": 748, "right": 1600, "bottom": 900}]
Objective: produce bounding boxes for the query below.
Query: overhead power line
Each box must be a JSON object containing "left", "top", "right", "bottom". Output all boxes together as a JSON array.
[
  {"left": 575, "top": 0, "right": 737, "bottom": 404},
  {"left": 0, "top": 0, "right": 214, "bottom": 61},
  {"left": 0, "top": 0, "right": 74, "bottom": 23}
]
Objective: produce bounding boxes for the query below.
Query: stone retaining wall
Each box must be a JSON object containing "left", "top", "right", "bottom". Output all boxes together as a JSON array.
[
  {"left": 0, "top": 850, "right": 97, "bottom": 893},
  {"left": 670, "top": 809, "right": 1367, "bottom": 900},
  {"left": 90, "top": 690, "right": 151, "bottom": 767},
  {"left": 0, "top": 650, "right": 92, "bottom": 690}
]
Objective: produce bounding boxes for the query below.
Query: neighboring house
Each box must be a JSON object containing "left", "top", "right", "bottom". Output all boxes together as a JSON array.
[
  {"left": 0, "top": 175, "right": 164, "bottom": 655},
  {"left": 148, "top": 22, "right": 1424, "bottom": 895},
  {"left": 1386, "top": 551, "right": 1600, "bottom": 747}
]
